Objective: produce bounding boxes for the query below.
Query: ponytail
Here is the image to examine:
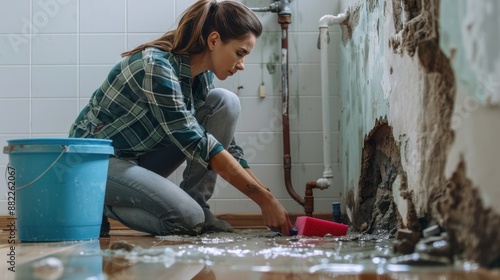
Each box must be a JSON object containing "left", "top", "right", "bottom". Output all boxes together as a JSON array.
[{"left": 122, "top": 0, "right": 262, "bottom": 57}]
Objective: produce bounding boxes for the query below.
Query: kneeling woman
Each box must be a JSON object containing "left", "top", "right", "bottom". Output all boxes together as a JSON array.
[{"left": 69, "top": 0, "right": 293, "bottom": 236}]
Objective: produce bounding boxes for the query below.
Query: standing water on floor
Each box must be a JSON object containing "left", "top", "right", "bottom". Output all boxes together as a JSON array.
[{"left": 100, "top": 229, "right": 497, "bottom": 279}]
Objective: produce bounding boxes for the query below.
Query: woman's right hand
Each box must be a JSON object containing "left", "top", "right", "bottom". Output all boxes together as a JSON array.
[
  {"left": 259, "top": 196, "right": 293, "bottom": 236},
  {"left": 209, "top": 151, "right": 294, "bottom": 235}
]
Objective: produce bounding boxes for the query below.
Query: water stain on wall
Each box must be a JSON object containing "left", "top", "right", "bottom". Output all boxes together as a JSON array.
[
  {"left": 368, "top": 0, "right": 379, "bottom": 13},
  {"left": 341, "top": 5, "right": 361, "bottom": 46}
]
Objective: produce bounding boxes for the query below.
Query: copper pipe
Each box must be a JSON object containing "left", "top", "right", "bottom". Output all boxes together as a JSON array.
[
  {"left": 279, "top": 15, "right": 305, "bottom": 207},
  {"left": 250, "top": 3, "right": 319, "bottom": 216},
  {"left": 305, "top": 182, "right": 318, "bottom": 217}
]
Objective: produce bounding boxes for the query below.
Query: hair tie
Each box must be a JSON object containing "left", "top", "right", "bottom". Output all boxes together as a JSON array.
[
  {"left": 208, "top": 1, "right": 217, "bottom": 16},
  {"left": 207, "top": 1, "right": 217, "bottom": 18}
]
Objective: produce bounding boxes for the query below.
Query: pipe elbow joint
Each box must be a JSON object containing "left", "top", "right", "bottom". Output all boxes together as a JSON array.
[
  {"left": 316, "top": 177, "right": 332, "bottom": 189},
  {"left": 319, "top": 15, "right": 335, "bottom": 28},
  {"left": 269, "top": 2, "right": 281, "bottom": 13},
  {"left": 319, "top": 12, "right": 349, "bottom": 28}
]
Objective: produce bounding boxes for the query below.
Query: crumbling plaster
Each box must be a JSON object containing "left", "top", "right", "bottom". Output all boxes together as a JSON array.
[
  {"left": 440, "top": 0, "right": 500, "bottom": 212},
  {"left": 338, "top": 0, "right": 500, "bottom": 266},
  {"left": 339, "top": 0, "right": 433, "bottom": 227}
]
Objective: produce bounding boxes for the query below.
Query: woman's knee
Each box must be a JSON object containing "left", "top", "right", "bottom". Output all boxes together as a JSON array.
[
  {"left": 170, "top": 204, "right": 205, "bottom": 234},
  {"left": 206, "top": 88, "right": 241, "bottom": 119}
]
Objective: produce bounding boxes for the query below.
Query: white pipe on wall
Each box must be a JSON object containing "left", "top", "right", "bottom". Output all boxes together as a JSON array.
[
  {"left": 316, "top": 12, "right": 348, "bottom": 189},
  {"left": 319, "top": 13, "right": 348, "bottom": 28}
]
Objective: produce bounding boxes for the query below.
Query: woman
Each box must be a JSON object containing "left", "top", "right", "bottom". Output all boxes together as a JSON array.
[{"left": 69, "top": 0, "right": 293, "bottom": 236}]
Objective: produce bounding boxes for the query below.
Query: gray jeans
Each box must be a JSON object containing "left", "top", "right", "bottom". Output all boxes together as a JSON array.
[{"left": 104, "top": 88, "right": 240, "bottom": 235}]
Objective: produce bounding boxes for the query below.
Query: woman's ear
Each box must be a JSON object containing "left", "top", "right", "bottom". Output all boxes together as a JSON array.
[{"left": 207, "top": 31, "right": 220, "bottom": 51}]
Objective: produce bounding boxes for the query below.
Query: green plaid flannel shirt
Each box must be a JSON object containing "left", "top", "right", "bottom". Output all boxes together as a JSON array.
[{"left": 69, "top": 48, "right": 248, "bottom": 169}]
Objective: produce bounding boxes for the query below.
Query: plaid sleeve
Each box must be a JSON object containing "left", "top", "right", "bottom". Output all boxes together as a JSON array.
[{"left": 228, "top": 137, "right": 249, "bottom": 169}]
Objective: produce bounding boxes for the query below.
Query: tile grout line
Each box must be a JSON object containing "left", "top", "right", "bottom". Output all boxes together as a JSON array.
[
  {"left": 76, "top": 0, "right": 80, "bottom": 111},
  {"left": 29, "top": 0, "right": 33, "bottom": 137},
  {"left": 125, "top": 0, "right": 128, "bottom": 51}
]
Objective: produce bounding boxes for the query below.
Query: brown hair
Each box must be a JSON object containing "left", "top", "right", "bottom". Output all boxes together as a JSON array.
[{"left": 121, "top": 0, "right": 263, "bottom": 57}]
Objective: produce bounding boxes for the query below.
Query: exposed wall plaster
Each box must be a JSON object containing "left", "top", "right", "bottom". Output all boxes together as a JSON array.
[
  {"left": 390, "top": 0, "right": 437, "bottom": 56},
  {"left": 341, "top": 0, "right": 500, "bottom": 267},
  {"left": 348, "top": 118, "right": 420, "bottom": 234},
  {"left": 432, "top": 160, "right": 500, "bottom": 267},
  {"left": 403, "top": 0, "right": 500, "bottom": 267}
]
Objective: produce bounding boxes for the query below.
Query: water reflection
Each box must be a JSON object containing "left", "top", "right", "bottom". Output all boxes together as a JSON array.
[
  {"left": 10, "top": 231, "right": 497, "bottom": 280},
  {"left": 100, "top": 229, "right": 494, "bottom": 279},
  {"left": 16, "top": 239, "right": 103, "bottom": 280}
]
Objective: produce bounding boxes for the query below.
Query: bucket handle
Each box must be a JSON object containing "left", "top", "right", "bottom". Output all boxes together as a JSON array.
[{"left": 5, "top": 145, "right": 68, "bottom": 191}]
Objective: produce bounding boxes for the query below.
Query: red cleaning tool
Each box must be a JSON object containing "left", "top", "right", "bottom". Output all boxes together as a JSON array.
[{"left": 295, "top": 216, "right": 348, "bottom": 237}]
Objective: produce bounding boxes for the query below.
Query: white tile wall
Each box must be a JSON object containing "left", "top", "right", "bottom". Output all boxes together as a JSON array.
[
  {"left": 32, "top": 66, "right": 77, "bottom": 98},
  {"left": 32, "top": 0, "right": 78, "bottom": 34},
  {"left": 32, "top": 34, "right": 78, "bottom": 64},
  {"left": 0, "top": 66, "right": 30, "bottom": 98},
  {"left": 127, "top": 0, "right": 176, "bottom": 33},
  {"left": 80, "top": 0, "right": 126, "bottom": 33},
  {"left": 31, "top": 98, "right": 78, "bottom": 133},
  {"left": 0, "top": 0, "right": 343, "bottom": 216},
  {"left": 1, "top": 3, "right": 30, "bottom": 33},
  {"left": 0, "top": 100, "right": 30, "bottom": 134},
  {"left": 79, "top": 34, "right": 126, "bottom": 64},
  {"left": 0, "top": 35, "right": 31, "bottom": 64}
]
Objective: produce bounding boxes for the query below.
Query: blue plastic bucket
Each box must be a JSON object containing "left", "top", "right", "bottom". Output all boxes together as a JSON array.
[{"left": 3, "top": 138, "right": 114, "bottom": 242}]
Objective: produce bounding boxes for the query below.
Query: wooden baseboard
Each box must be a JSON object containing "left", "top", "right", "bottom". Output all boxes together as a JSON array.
[
  {"left": 0, "top": 213, "right": 334, "bottom": 231},
  {"left": 215, "top": 213, "right": 334, "bottom": 228}
]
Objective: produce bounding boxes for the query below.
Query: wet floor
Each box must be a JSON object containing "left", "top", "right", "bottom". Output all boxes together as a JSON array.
[{"left": 1, "top": 228, "right": 499, "bottom": 279}]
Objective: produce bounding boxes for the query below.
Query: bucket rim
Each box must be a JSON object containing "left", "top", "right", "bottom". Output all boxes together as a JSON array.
[
  {"left": 6, "top": 138, "right": 112, "bottom": 145},
  {"left": 3, "top": 138, "right": 114, "bottom": 155}
]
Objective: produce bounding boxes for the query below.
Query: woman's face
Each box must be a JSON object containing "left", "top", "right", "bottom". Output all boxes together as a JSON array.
[{"left": 209, "top": 33, "right": 256, "bottom": 80}]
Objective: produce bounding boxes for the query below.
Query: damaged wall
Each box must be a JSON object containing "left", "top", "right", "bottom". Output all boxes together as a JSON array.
[{"left": 338, "top": 0, "right": 500, "bottom": 267}]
